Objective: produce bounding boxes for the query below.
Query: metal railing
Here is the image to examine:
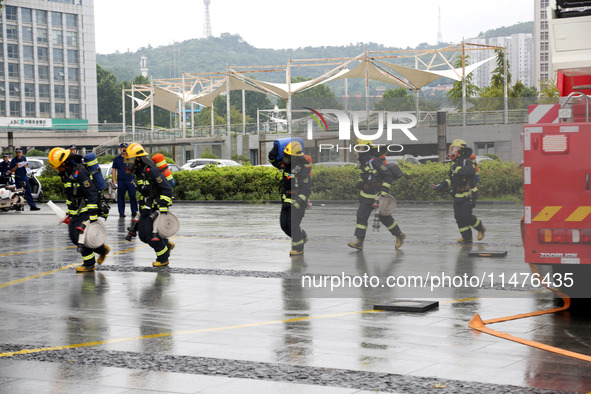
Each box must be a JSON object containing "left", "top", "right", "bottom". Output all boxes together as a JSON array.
[{"left": 421, "top": 109, "right": 529, "bottom": 127}]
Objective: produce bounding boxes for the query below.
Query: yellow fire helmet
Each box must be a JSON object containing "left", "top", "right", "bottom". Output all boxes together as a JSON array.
[
  {"left": 48, "top": 147, "right": 71, "bottom": 169},
  {"left": 356, "top": 138, "right": 375, "bottom": 147},
  {"left": 448, "top": 139, "right": 467, "bottom": 160},
  {"left": 125, "top": 143, "right": 148, "bottom": 159},
  {"left": 284, "top": 141, "right": 304, "bottom": 157}
]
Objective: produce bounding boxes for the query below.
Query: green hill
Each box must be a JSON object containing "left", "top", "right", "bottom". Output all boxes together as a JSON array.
[
  {"left": 478, "top": 21, "right": 534, "bottom": 40},
  {"left": 96, "top": 22, "right": 534, "bottom": 96}
]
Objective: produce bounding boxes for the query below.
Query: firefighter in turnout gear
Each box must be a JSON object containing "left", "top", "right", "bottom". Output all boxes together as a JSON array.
[
  {"left": 269, "top": 141, "right": 312, "bottom": 256},
  {"left": 432, "top": 139, "right": 486, "bottom": 243},
  {"left": 48, "top": 147, "right": 110, "bottom": 273},
  {"left": 124, "top": 143, "right": 175, "bottom": 267},
  {"left": 348, "top": 140, "right": 405, "bottom": 251}
]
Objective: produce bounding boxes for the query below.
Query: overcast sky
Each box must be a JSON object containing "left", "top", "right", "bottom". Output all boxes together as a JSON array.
[{"left": 94, "top": 0, "right": 534, "bottom": 54}]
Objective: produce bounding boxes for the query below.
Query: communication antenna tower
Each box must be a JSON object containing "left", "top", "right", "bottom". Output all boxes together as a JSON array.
[{"left": 203, "top": 0, "right": 212, "bottom": 38}]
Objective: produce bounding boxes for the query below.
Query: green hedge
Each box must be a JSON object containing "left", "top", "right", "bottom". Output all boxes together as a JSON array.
[
  {"left": 39, "top": 176, "right": 66, "bottom": 201},
  {"left": 173, "top": 165, "right": 282, "bottom": 201},
  {"left": 38, "top": 160, "right": 523, "bottom": 202},
  {"left": 311, "top": 161, "right": 522, "bottom": 201}
]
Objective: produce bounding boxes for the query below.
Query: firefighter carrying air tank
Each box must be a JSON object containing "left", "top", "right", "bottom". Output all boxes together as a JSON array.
[
  {"left": 48, "top": 147, "right": 110, "bottom": 273},
  {"left": 348, "top": 139, "right": 405, "bottom": 251},
  {"left": 432, "top": 139, "right": 486, "bottom": 243},
  {"left": 124, "top": 143, "right": 175, "bottom": 267},
  {"left": 269, "top": 140, "right": 312, "bottom": 257}
]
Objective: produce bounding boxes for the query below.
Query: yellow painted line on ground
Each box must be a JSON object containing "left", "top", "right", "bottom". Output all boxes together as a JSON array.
[
  {"left": 0, "top": 246, "right": 77, "bottom": 257},
  {"left": 0, "top": 244, "right": 148, "bottom": 289},
  {"left": 0, "top": 240, "right": 135, "bottom": 258},
  {"left": 0, "top": 296, "right": 483, "bottom": 358},
  {"left": 0, "top": 310, "right": 377, "bottom": 358},
  {"left": 0, "top": 262, "right": 82, "bottom": 289}
]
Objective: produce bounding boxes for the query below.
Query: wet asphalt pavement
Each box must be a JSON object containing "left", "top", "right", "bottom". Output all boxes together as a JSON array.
[{"left": 0, "top": 202, "right": 590, "bottom": 393}]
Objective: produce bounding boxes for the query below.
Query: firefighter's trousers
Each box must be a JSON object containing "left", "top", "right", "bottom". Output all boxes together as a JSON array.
[
  {"left": 354, "top": 196, "right": 401, "bottom": 239},
  {"left": 280, "top": 201, "right": 307, "bottom": 251},
  {"left": 69, "top": 214, "right": 108, "bottom": 268},
  {"left": 453, "top": 196, "right": 484, "bottom": 241},
  {"left": 138, "top": 210, "right": 170, "bottom": 263}
]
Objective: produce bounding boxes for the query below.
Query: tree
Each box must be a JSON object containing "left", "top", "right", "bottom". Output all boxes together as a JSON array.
[
  {"left": 539, "top": 76, "right": 560, "bottom": 104},
  {"left": 374, "top": 88, "right": 414, "bottom": 111},
  {"left": 446, "top": 55, "right": 479, "bottom": 107},
  {"left": 194, "top": 95, "right": 251, "bottom": 126},
  {"left": 126, "top": 75, "right": 171, "bottom": 128},
  {"left": 229, "top": 89, "right": 272, "bottom": 120},
  {"left": 194, "top": 107, "right": 226, "bottom": 126},
  {"left": 97, "top": 64, "right": 124, "bottom": 123},
  {"left": 475, "top": 49, "right": 520, "bottom": 110},
  {"left": 490, "top": 49, "right": 511, "bottom": 90},
  {"left": 277, "top": 76, "right": 342, "bottom": 112}
]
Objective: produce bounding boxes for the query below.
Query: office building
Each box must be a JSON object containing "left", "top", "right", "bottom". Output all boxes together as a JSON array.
[
  {"left": 534, "top": 0, "right": 552, "bottom": 89},
  {"left": 0, "top": 0, "right": 97, "bottom": 128}
]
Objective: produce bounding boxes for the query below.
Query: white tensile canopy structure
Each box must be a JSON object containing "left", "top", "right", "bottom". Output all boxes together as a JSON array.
[{"left": 124, "top": 41, "right": 506, "bottom": 137}]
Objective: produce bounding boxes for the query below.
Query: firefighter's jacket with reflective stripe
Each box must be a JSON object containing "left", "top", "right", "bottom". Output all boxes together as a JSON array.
[
  {"left": 269, "top": 156, "right": 311, "bottom": 207},
  {"left": 61, "top": 164, "right": 99, "bottom": 219},
  {"left": 438, "top": 157, "right": 476, "bottom": 197},
  {"left": 134, "top": 160, "right": 173, "bottom": 212},
  {"left": 357, "top": 153, "right": 393, "bottom": 199}
]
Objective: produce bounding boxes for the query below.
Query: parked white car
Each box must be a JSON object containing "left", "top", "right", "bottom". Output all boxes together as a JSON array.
[
  {"left": 475, "top": 156, "right": 493, "bottom": 163},
  {"left": 181, "top": 159, "right": 240, "bottom": 171},
  {"left": 25, "top": 158, "right": 46, "bottom": 175}
]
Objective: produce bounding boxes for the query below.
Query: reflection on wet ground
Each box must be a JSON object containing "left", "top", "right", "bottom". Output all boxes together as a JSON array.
[{"left": 0, "top": 203, "right": 589, "bottom": 393}]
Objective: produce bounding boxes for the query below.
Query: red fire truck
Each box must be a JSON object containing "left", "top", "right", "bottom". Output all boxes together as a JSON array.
[{"left": 522, "top": 0, "right": 591, "bottom": 298}]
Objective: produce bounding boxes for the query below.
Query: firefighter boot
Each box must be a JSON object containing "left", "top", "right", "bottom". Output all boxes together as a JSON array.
[
  {"left": 477, "top": 226, "right": 486, "bottom": 241},
  {"left": 97, "top": 245, "right": 110, "bottom": 265},
  {"left": 76, "top": 265, "right": 95, "bottom": 273},
  {"left": 457, "top": 237, "right": 473, "bottom": 244},
  {"left": 347, "top": 237, "right": 364, "bottom": 251},
  {"left": 152, "top": 260, "right": 169, "bottom": 267},
  {"left": 395, "top": 232, "right": 406, "bottom": 249},
  {"left": 289, "top": 249, "right": 304, "bottom": 257}
]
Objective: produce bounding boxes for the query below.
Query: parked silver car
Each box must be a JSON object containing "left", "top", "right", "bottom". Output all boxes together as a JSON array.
[{"left": 181, "top": 158, "right": 240, "bottom": 171}]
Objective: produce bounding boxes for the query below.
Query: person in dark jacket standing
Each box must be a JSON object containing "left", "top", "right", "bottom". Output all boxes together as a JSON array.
[
  {"left": 269, "top": 141, "right": 312, "bottom": 256},
  {"left": 9, "top": 148, "right": 39, "bottom": 211},
  {"left": 0, "top": 153, "right": 13, "bottom": 185},
  {"left": 432, "top": 139, "right": 486, "bottom": 243},
  {"left": 111, "top": 142, "right": 138, "bottom": 218},
  {"left": 48, "top": 147, "right": 110, "bottom": 272},
  {"left": 124, "top": 143, "right": 174, "bottom": 267},
  {"left": 348, "top": 140, "right": 405, "bottom": 251}
]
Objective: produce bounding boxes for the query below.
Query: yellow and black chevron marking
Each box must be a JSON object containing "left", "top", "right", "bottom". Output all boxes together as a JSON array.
[{"left": 532, "top": 206, "right": 591, "bottom": 222}]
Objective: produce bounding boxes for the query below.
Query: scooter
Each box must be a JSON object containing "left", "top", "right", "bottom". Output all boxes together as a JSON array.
[
  {"left": 28, "top": 171, "right": 43, "bottom": 202},
  {"left": 0, "top": 183, "right": 26, "bottom": 211}
]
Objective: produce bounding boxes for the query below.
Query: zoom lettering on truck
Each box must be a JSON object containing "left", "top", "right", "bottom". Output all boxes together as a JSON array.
[{"left": 539, "top": 253, "right": 578, "bottom": 258}]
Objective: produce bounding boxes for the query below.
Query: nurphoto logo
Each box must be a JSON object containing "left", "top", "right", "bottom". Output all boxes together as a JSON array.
[{"left": 306, "top": 109, "right": 419, "bottom": 153}]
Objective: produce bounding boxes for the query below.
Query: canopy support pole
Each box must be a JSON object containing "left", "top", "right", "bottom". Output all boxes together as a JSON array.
[
  {"left": 462, "top": 39, "right": 467, "bottom": 127},
  {"left": 210, "top": 79, "right": 214, "bottom": 136},
  {"left": 286, "top": 59, "right": 292, "bottom": 134},
  {"left": 242, "top": 89, "right": 246, "bottom": 135},
  {"left": 150, "top": 78, "right": 154, "bottom": 141},
  {"left": 365, "top": 50, "right": 370, "bottom": 132},
  {"left": 503, "top": 43, "right": 508, "bottom": 124}
]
